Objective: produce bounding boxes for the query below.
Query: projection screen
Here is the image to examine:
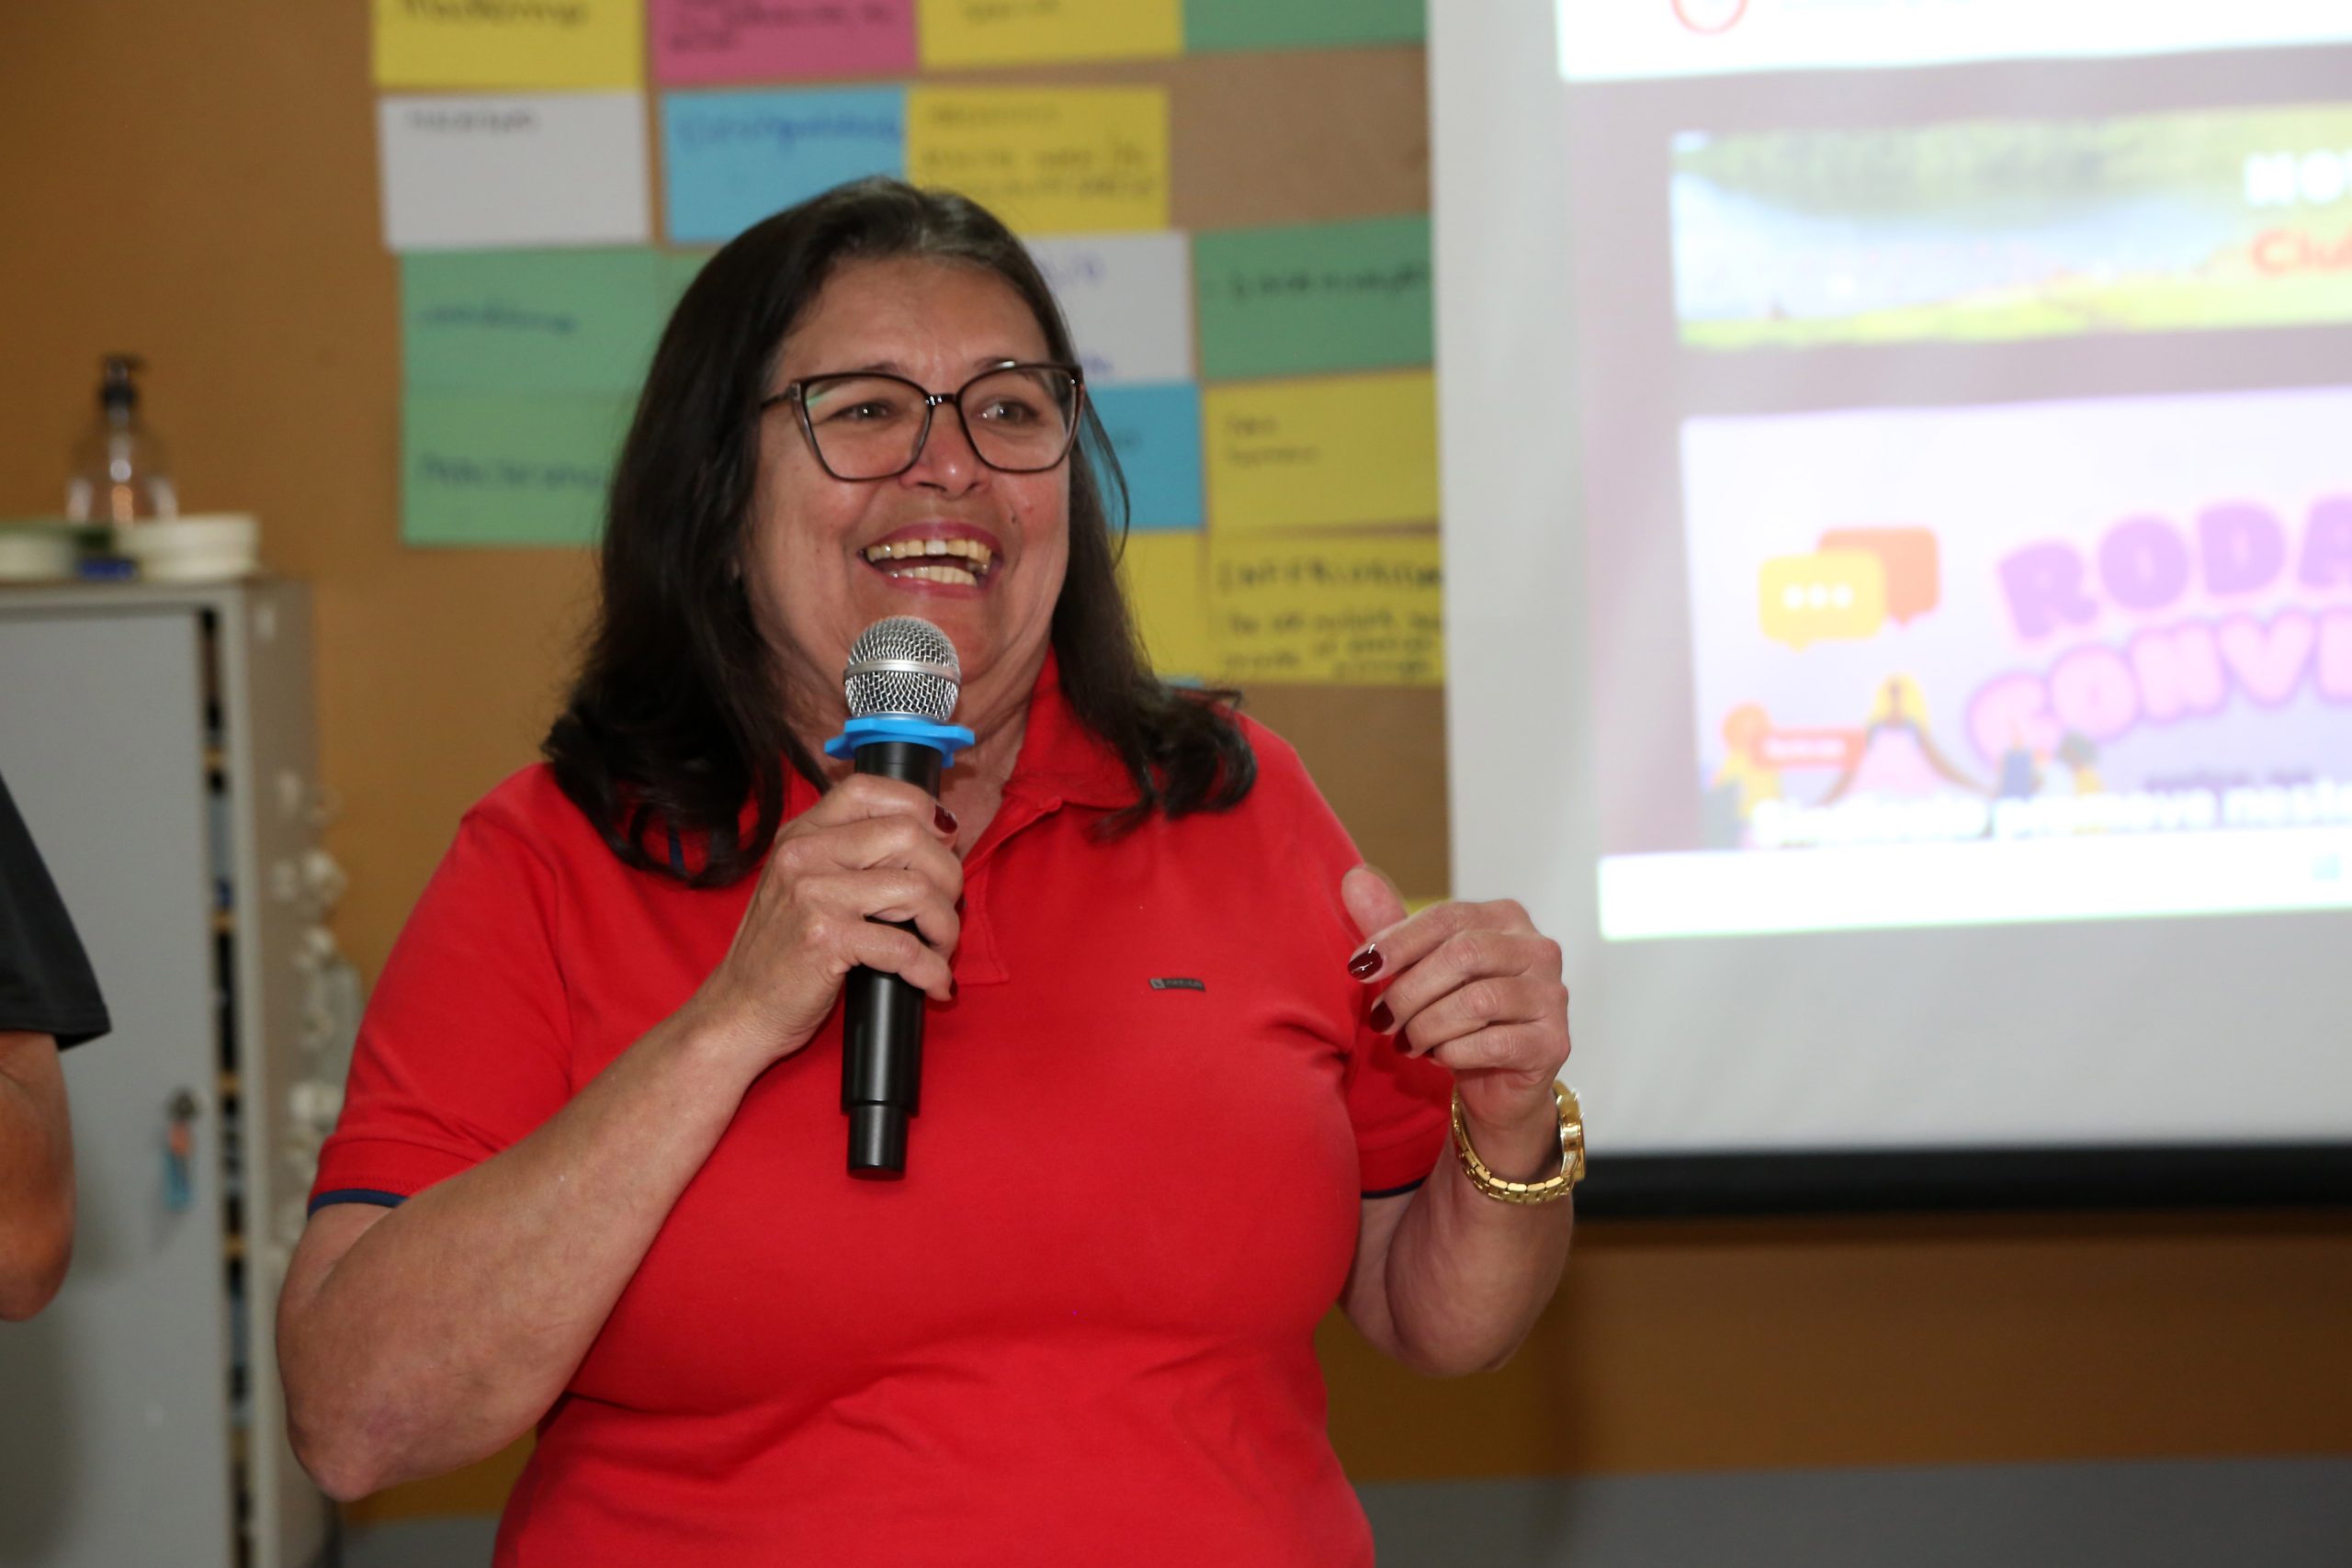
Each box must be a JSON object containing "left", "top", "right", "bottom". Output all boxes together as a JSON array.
[{"left": 1434, "top": 0, "right": 2352, "bottom": 1207}]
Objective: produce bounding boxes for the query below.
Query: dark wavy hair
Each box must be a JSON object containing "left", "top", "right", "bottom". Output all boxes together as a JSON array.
[{"left": 544, "top": 177, "right": 1255, "bottom": 886}]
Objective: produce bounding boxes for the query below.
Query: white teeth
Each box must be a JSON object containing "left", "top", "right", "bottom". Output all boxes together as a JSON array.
[
  {"left": 865, "top": 537, "right": 994, "bottom": 575},
  {"left": 888, "top": 562, "right": 979, "bottom": 586}
]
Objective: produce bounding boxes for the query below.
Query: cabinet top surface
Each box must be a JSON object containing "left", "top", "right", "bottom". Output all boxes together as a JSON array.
[{"left": 0, "top": 577, "right": 304, "bottom": 616}]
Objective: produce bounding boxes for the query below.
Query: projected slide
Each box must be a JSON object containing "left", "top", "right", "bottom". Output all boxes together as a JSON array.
[
  {"left": 1541, "top": 9, "right": 2352, "bottom": 946},
  {"left": 1674, "top": 106, "right": 2352, "bottom": 350},
  {"left": 1596, "top": 389, "right": 2352, "bottom": 940},
  {"left": 1438, "top": 4, "right": 2352, "bottom": 1168}
]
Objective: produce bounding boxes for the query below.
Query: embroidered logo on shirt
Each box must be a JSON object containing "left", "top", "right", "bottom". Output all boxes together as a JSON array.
[{"left": 1148, "top": 976, "right": 1207, "bottom": 992}]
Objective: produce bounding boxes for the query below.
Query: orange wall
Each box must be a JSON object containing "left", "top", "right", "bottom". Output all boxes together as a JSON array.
[{"left": 1, "top": 0, "right": 2343, "bottom": 1525}]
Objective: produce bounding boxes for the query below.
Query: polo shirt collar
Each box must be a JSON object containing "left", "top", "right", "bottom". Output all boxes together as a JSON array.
[{"left": 999, "top": 649, "right": 1138, "bottom": 812}]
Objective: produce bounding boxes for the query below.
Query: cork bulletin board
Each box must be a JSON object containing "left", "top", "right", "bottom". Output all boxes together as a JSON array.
[{"left": 370, "top": 0, "right": 1452, "bottom": 897}]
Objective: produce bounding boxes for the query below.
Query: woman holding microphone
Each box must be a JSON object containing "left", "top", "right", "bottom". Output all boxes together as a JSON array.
[{"left": 279, "top": 177, "right": 1577, "bottom": 1565}]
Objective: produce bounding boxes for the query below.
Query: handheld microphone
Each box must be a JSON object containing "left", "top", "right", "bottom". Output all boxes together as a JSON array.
[{"left": 822, "top": 617, "right": 974, "bottom": 1179}]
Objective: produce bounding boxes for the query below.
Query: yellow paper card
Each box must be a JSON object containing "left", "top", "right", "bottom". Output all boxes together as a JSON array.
[
  {"left": 1207, "top": 531, "right": 1442, "bottom": 687},
  {"left": 1115, "top": 531, "right": 1214, "bottom": 681},
  {"left": 1203, "top": 371, "right": 1438, "bottom": 534},
  {"left": 906, "top": 87, "right": 1170, "bottom": 236},
  {"left": 917, "top": 0, "right": 1182, "bottom": 68},
  {"left": 374, "top": 0, "right": 645, "bottom": 90}
]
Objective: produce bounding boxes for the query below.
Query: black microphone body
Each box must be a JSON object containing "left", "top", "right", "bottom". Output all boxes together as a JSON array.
[
  {"left": 830, "top": 615, "right": 969, "bottom": 1179},
  {"left": 842, "top": 738, "right": 943, "bottom": 1179}
]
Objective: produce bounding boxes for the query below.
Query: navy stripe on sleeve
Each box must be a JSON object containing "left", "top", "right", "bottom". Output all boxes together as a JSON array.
[
  {"left": 1360, "top": 1178, "right": 1426, "bottom": 1201},
  {"left": 307, "top": 1188, "right": 409, "bottom": 1215}
]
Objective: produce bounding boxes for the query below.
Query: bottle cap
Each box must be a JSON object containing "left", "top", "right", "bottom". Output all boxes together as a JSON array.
[{"left": 99, "top": 354, "right": 144, "bottom": 411}]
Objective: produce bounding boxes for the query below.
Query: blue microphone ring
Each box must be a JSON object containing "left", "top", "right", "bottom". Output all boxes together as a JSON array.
[{"left": 824, "top": 715, "right": 976, "bottom": 765}]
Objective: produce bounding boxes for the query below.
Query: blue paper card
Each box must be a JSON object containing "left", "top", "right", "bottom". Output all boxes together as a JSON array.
[
  {"left": 662, "top": 86, "right": 906, "bottom": 244},
  {"left": 1091, "top": 382, "right": 1203, "bottom": 533}
]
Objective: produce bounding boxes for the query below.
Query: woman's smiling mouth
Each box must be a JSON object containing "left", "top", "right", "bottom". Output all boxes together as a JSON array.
[{"left": 861, "top": 534, "right": 996, "bottom": 588}]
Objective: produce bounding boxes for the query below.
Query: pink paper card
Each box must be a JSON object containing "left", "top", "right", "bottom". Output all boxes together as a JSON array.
[{"left": 650, "top": 0, "right": 916, "bottom": 85}]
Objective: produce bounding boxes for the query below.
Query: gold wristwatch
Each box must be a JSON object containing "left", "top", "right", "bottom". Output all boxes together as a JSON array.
[{"left": 1451, "top": 1081, "right": 1584, "bottom": 1204}]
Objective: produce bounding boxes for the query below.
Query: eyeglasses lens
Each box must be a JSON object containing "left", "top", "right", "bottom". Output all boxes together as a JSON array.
[{"left": 799, "top": 367, "right": 1078, "bottom": 479}]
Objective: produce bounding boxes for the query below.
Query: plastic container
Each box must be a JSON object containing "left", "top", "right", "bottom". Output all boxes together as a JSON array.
[
  {"left": 65, "top": 354, "right": 178, "bottom": 525},
  {"left": 114, "top": 513, "right": 261, "bottom": 582},
  {"left": 0, "top": 521, "right": 80, "bottom": 581}
]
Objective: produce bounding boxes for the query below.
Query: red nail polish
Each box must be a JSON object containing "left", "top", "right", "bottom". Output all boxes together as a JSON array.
[
  {"left": 1369, "top": 998, "right": 1395, "bottom": 1032},
  {"left": 1347, "top": 946, "right": 1383, "bottom": 980},
  {"left": 934, "top": 805, "right": 958, "bottom": 835}
]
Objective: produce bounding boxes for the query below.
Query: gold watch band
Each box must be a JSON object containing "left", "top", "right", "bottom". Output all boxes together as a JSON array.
[{"left": 1451, "top": 1081, "right": 1584, "bottom": 1204}]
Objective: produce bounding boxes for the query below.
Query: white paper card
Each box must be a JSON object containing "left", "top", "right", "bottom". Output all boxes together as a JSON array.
[
  {"left": 1025, "top": 231, "right": 1193, "bottom": 385},
  {"left": 379, "top": 93, "right": 651, "bottom": 253}
]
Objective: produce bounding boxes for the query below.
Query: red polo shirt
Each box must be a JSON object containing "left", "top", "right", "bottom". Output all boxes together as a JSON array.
[{"left": 313, "top": 658, "right": 1452, "bottom": 1565}]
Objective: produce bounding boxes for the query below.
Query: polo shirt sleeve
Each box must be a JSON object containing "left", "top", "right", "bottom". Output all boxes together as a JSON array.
[
  {"left": 1339, "top": 922, "right": 1455, "bottom": 1198},
  {"left": 310, "top": 806, "right": 575, "bottom": 1212},
  {"left": 1243, "top": 724, "right": 1453, "bottom": 1198},
  {"left": 1346, "top": 1016, "right": 1454, "bottom": 1196}
]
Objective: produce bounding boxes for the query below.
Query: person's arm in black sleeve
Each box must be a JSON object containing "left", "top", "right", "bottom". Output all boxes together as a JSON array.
[{"left": 0, "top": 772, "right": 108, "bottom": 1319}]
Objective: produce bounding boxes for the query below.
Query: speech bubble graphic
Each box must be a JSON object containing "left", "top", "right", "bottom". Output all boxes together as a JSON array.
[
  {"left": 1756, "top": 727, "right": 1864, "bottom": 769},
  {"left": 1722, "top": 704, "right": 1862, "bottom": 770},
  {"left": 1758, "top": 551, "right": 1886, "bottom": 649},
  {"left": 1818, "top": 525, "right": 1940, "bottom": 624}
]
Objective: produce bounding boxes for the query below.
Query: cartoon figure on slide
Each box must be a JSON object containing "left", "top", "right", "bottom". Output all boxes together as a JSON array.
[{"left": 1816, "top": 673, "right": 1984, "bottom": 805}]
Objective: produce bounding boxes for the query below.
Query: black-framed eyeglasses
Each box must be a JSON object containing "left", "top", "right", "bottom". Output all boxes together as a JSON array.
[{"left": 761, "top": 361, "right": 1085, "bottom": 481}]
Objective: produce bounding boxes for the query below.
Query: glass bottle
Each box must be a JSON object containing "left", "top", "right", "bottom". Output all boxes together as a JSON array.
[{"left": 65, "top": 354, "right": 179, "bottom": 525}]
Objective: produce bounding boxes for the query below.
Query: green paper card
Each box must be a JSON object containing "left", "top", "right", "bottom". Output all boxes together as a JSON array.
[
  {"left": 402, "top": 249, "right": 673, "bottom": 396},
  {"left": 401, "top": 389, "right": 637, "bottom": 547},
  {"left": 1183, "top": 0, "right": 1421, "bottom": 53},
  {"left": 1193, "top": 215, "right": 1431, "bottom": 381}
]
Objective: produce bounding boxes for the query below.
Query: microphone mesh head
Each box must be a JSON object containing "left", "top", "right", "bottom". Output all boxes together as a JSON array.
[{"left": 843, "top": 616, "right": 961, "bottom": 721}]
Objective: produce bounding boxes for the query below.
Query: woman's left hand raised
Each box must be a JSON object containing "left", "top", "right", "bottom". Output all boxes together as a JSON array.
[{"left": 1342, "top": 864, "right": 1572, "bottom": 1156}]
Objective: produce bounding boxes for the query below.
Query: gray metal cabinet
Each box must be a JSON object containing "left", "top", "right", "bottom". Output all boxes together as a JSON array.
[{"left": 0, "top": 581, "right": 338, "bottom": 1568}]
